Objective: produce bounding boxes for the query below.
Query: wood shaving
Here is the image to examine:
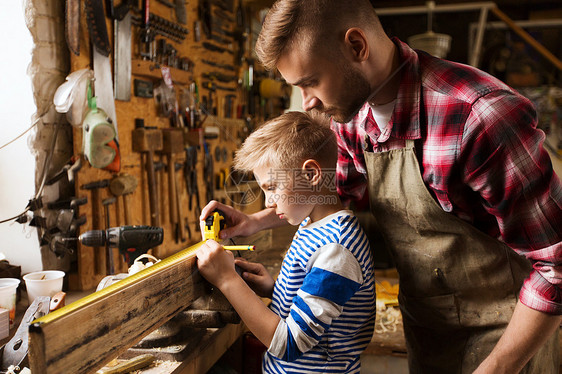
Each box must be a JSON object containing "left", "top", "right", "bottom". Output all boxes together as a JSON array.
[{"left": 375, "top": 306, "right": 401, "bottom": 334}]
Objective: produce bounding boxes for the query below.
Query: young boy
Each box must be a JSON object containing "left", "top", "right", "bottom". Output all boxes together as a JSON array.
[{"left": 196, "top": 111, "right": 376, "bottom": 373}]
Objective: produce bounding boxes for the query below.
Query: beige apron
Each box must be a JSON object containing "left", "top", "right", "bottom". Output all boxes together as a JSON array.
[{"left": 364, "top": 140, "right": 558, "bottom": 373}]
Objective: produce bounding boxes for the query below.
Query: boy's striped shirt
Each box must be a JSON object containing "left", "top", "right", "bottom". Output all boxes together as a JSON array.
[{"left": 263, "top": 210, "right": 376, "bottom": 373}]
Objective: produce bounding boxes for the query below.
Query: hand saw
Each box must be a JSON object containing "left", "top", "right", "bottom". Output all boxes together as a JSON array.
[
  {"left": 65, "top": 0, "right": 80, "bottom": 55},
  {"left": 108, "top": 0, "right": 136, "bottom": 101},
  {"left": 84, "top": 0, "right": 111, "bottom": 57}
]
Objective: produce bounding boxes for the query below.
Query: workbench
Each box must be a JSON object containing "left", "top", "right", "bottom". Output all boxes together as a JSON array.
[
  {"left": 4, "top": 227, "right": 284, "bottom": 374},
  {"left": 97, "top": 225, "right": 293, "bottom": 374},
  {"left": 7, "top": 230, "right": 562, "bottom": 373}
]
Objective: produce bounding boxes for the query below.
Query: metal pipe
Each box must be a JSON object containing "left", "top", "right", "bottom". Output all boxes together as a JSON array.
[
  {"left": 469, "top": 7, "right": 489, "bottom": 67},
  {"left": 469, "top": 18, "right": 562, "bottom": 31},
  {"left": 468, "top": 18, "right": 562, "bottom": 62},
  {"left": 376, "top": 2, "right": 497, "bottom": 16},
  {"left": 490, "top": 7, "right": 562, "bottom": 71}
]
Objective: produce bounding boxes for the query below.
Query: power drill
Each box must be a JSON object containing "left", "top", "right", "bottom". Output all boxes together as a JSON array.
[{"left": 78, "top": 225, "right": 164, "bottom": 265}]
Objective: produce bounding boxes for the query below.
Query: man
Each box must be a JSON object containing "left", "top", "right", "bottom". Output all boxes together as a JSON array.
[{"left": 201, "top": 0, "right": 561, "bottom": 372}]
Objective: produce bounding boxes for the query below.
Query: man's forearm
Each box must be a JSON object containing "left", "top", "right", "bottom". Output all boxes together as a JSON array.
[{"left": 474, "top": 301, "right": 561, "bottom": 373}]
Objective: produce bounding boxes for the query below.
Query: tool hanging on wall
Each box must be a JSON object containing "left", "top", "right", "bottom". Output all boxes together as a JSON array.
[
  {"left": 203, "top": 142, "right": 214, "bottom": 203},
  {"left": 109, "top": 0, "right": 136, "bottom": 101},
  {"left": 132, "top": 119, "right": 163, "bottom": 228},
  {"left": 139, "top": 0, "right": 154, "bottom": 60},
  {"left": 184, "top": 146, "right": 201, "bottom": 218},
  {"left": 198, "top": 0, "right": 212, "bottom": 39},
  {"left": 174, "top": 161, "right": 188, "bottom": 242},
  {"left": 132, "top": 12, "right": 189, "bottom": 46},
  {"left": 109, "top": 174, "right": 138, "bottom": 226},
  {"left": 84, "top": 0, "right": 121, "bottom": 171},
  {"left": 81, "top": 179, "right": 110, "bottom": 275},
  {"left": 82, "top": 83, "right": 120, "bottom": 170},
  {"left": 92, "top": 47, "right": 120, "bottom": 156},
  {"left": 85, "top": 0, "right": 111, "bottom": 57},
  {"left": 102, "top": 197, "right": 117, "bottom": 274},
  {"left": 159, "top": 129, "right": 185, "bottom": 243},
  {"left": 202, "top": 41, "right": 233, "bottom": 55},
  {"left": 174, "top": 0, "right": 187, "bottom": 24},
  {"left": 65, "top": 0, "right": 80, "bottom": 55},
  {"left": 155, "top": 0, "right": 187, "bottom": 24},
  {"left": 234, "top": 2, "right": 248, "bottom": 63}
]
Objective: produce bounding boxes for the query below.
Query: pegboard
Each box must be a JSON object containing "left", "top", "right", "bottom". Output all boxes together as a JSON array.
[{"left": 66, "top": 0, "right": 284, "bottom": 291}]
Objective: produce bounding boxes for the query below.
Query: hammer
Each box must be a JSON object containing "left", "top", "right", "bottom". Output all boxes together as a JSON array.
[
  {"left": 159, "top": 128, "right": 185, "bottom": 243},
  {"left": 153, "top": 160, "right": 166, "bottom": 225},
  {"left": 81, "top": 179, "right": 110, "bottom": 275},
  {"left": 102, "top": 197, "right": 117, "bottom": 274},
  {"left": 109, "top": 174, "right": 138, "bottom": 226},
  {"left": 132, "top": 119, "right": 163, "bottom": 227}
]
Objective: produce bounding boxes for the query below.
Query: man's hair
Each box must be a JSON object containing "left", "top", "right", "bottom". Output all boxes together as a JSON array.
[
  {"left": 234, "top": 111, "right": 337, "bottom": 172},
  {"left": 255, "top": 0, "right": 381, "bottom": 70}
]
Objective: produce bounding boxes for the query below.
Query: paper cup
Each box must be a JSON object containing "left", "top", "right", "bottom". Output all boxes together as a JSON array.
[
  {"left": 0, "top": 278, "right": 20, "bottom": 326},
  {"left": 23, "top": 270, "right": 65, "bottom": 304}
]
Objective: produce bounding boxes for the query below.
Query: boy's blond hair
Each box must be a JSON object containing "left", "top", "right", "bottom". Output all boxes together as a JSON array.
[{"left": 234, "top": 111, "right": 337, "bottom": 172}]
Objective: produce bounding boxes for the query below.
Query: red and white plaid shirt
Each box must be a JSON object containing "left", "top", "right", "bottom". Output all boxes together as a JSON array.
[{"left": 332, "top": 38, "right": 562, "bottom": 314}]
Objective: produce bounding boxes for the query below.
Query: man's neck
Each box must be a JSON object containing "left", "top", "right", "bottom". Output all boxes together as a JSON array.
[{"left": 367, "top": 42, "right": 402, "bottom": 106}]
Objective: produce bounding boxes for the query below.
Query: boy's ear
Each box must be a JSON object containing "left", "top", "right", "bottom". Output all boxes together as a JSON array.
[{"left": 301, "top": 159, "right": 322, "bottom": 186}]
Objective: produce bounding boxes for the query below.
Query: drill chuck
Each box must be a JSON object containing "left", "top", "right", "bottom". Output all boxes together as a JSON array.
[
  {"left": 78, "top": 229, "right": 108, "bottom": 247},
  {"left": 78, "top": 226, "right": 164, "bottom": 265}
]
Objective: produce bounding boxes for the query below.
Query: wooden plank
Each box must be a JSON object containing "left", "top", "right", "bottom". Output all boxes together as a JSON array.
[{"left": 28, "top": 242, "right": 206, "bottom": 374}]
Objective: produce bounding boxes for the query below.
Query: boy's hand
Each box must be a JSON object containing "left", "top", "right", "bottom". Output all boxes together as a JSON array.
[
  {"left": 235, "top": 258, "right": 275, "bottom": 299},
  {"left": 200, "top": 200, "right": 256, "bottom": 240},
  {"left": 196, "top": 240, "right": 237, "bottom": 289}
]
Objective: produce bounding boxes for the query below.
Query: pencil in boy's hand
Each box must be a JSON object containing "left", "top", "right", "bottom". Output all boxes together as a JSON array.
[{"left": 223, "top": 245, "right": 255, "bottom": 251}]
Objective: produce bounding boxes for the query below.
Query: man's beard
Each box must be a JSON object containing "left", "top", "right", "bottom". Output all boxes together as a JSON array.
[{"left": 316, "top": 65, "right": 371, "bottom": 124}]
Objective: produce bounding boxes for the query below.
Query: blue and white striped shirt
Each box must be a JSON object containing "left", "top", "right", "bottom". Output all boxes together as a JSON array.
[{"left": 263, "top": 210, "right": 376, "bottom": 373}]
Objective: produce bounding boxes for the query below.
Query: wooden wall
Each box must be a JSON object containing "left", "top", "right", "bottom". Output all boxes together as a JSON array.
[{"left": 67, "top": 0, "right": 284, "bottom": 290}]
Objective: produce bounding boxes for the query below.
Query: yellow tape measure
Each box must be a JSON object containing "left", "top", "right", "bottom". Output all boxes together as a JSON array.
[
  {"left": 32, "top": 241, "right": 204, "bottom": 326},
  {"left": 203, "top": 211, "right": 255, "bottom": 251}
]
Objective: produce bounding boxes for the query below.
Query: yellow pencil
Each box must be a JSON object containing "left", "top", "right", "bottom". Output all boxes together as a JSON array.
[{"left": 223, "top": 245, "right": 255, "bottom": 251}]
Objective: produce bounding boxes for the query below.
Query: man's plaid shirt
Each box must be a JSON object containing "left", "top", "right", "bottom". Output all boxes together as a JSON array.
[{"left": 332, "top": 38, "right": 562, "bottom": 314}]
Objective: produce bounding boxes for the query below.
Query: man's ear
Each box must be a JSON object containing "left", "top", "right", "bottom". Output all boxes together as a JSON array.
[
  {"left": 344, "top": 28, "right": 369, "bottom": 62},
  {"left": 301, "top": 159, "right": 322, "bottom": 186}
]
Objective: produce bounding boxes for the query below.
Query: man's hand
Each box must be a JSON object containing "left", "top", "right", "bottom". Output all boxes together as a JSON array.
[
  {"left": 196, "top": 240, "right": 238, "bottom": 289},
  {"left": 473, "top": 301, "right": 562, "bottom": 374},
  {"left": 235, "top": 258, "right": 275, "bottom": 299}
]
